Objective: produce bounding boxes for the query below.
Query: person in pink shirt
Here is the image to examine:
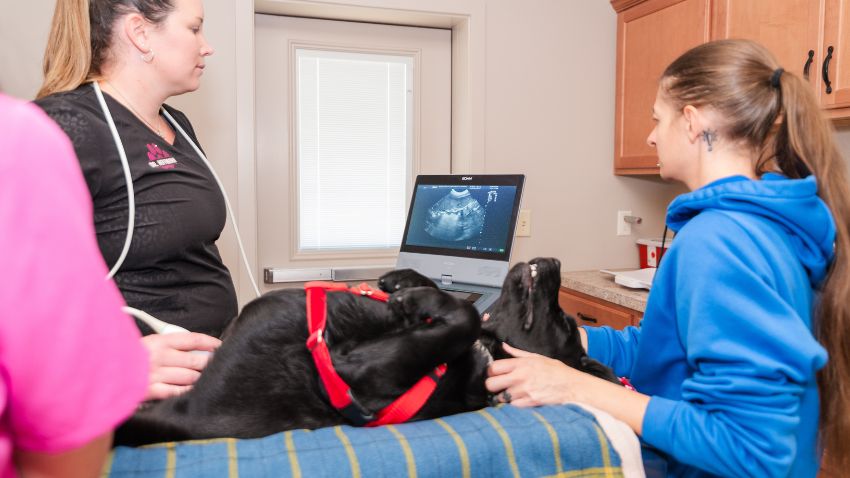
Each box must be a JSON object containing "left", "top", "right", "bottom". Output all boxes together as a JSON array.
[{"left": 0, "top": 92, "right": 149, "bottom": 477}]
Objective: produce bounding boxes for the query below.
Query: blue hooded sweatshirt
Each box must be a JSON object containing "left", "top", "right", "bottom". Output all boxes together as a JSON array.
[{"left": 585, "top": 174, "right": 834, "bottom": 478}]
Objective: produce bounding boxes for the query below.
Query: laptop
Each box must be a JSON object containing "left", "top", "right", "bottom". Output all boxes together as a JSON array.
[{"left": 396, "top": 174, "right": 525, "bottom": 314}]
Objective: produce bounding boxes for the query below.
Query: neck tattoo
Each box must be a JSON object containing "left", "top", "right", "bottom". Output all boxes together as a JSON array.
[
  {"left": 702, "top": 129, "right": 718, "bottom": 152},
  {"left": 105, "top": 80, "right": 165, "bottom": 139}
]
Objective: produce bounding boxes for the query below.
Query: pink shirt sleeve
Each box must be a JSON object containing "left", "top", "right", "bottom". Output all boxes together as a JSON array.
[{"left": 0, "top": 94, "right": 149, "bottom": 455}]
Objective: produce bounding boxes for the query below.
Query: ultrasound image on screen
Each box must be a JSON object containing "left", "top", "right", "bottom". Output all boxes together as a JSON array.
[{"left": 404, "top": 185, "right": 518, "bottom": 254}]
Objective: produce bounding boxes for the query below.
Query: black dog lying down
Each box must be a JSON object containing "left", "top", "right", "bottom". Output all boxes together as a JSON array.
[{"left": 115, "top": 257, "right": 617, "bottom": 446}]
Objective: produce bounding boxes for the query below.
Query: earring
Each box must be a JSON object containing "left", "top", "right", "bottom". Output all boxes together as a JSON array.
[{"left": 140, "top": 49, "right": 155, "bottom": 63}]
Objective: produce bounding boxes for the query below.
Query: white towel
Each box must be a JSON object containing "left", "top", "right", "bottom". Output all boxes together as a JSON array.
[{"left": 573, "top": 403, "right": 646, "bottom": 478}]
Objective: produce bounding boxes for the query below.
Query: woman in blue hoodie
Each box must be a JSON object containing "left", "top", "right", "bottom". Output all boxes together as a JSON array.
[{"left": 486, "top": 39, "right": 850, "bottom": 478}]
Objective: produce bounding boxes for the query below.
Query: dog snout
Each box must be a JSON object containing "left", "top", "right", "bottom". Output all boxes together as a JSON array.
[{"left": 529, "top": 257, "right": 561, "bottom": 273}]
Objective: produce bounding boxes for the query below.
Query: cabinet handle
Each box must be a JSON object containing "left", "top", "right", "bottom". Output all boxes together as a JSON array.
[
  {"left": 823, "top": 46, "right": 834, "bottom": 94},
  {"left": 576, "top": 312, "right": 598, "bottom": 324},
  {"left": 803, "top": 50, "right": 814, "bottom": 79}
]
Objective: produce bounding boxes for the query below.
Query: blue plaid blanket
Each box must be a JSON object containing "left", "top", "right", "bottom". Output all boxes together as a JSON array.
[{"left": 105, "top": 404, "right": 625, "bottom": 477}]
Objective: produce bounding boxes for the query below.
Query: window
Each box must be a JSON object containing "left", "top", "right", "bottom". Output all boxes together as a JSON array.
[
  {"left": 296, "top": 49, "right": 413, "bottom": 252},
  {"left": 255, "top": 14, "right": 450, "bottom": 277}
]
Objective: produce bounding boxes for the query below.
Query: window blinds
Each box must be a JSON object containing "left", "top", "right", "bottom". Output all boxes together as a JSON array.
[{"left": 296, "top": 49, "right": 414, "bottom": 251}]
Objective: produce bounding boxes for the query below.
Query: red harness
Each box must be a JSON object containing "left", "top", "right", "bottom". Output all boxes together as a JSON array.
[{"left": 304, "top": 281, "right": 447, "bottom": 427}]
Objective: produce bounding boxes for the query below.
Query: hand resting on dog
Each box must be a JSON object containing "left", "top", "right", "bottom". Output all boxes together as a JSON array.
[
  {"left": 141, "top": 333, "right": 221, "bottom": 400},
  {"left": 486, "top": 343, "right": 650, "bottom": 434}
]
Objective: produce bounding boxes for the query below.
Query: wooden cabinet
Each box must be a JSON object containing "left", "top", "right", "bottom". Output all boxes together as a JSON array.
[
  {"left": 712, "top": 0, "right": 820, "bottom": 86},
  {"left": 821, "top": 0, "right": 850, "bottom": 118},
  {"left": 611, "top": 0, "right": 850, "bottom": 175},
  {"left": 558, "top": 287, "right": 643, "bottom": 330},
  {"left": 612, "top": 0, "right": 711, "bottom": 174},
  {"left": 713, "top": 0, "right": 850, "bottom": 121}
]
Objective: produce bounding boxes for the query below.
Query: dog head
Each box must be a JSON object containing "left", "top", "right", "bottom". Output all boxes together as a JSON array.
[{"left": 480, "top": 257, "right": 583, "bottom": 363}]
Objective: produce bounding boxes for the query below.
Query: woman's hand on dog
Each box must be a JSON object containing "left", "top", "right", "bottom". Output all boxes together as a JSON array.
[
  {"left": 141, "top": 333, "right": 222, "bottom": 400},
  {"left": 485, "top": 343, "right": 583, "bottom": 407},
  {"left": 485, "top": 342, "right": 650, "bottom": 435}
]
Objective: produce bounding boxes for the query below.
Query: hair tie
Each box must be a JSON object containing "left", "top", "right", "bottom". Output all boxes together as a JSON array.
[{"left": 770, "top": 68, "right": 784, "bottom": 88}]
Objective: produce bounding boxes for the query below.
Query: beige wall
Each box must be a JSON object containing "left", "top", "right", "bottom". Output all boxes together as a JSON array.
[
  {"left": 1, "top": 0, "right": 252, "bottom": 301},
  {"left": 4, "top": 0, "right": 849, "bottom": 305},
  {"left": 0, "top": 1, "right": 54, "bottom": 97},
  {"left": 837, "top": 126, "right": 850, "bottom": 156},
  {"left": 479, "top": 0, "right": 681, "bottom": 266}
]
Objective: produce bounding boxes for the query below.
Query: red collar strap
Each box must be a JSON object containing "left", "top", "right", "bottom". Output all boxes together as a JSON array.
[{"left": 304, "top": 281, "right": 447, "bottom": 427}]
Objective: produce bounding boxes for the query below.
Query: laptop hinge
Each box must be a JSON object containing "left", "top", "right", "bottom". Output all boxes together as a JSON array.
[{"left": 441, "top": 274, "right": 453, "bottom": 285}]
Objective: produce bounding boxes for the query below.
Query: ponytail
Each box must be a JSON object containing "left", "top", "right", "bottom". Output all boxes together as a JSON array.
[
  {"left": 777, "top": 66, "right": 850, "bottom": 473},
  {"left": 37, "top": 0, "right": 92, "bottom": 99}
]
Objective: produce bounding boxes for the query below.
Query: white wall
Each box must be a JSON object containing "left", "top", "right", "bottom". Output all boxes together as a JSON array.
[{"left": 5, "top": 0, "right": 848, "bottom": 305}]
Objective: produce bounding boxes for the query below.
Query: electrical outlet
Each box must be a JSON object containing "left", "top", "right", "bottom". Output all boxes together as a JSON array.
[
  {"left": 516, "top": 209, "right": 531, "bottom": 236},
  {"left": 617, "top": 210, "right": 632, "bottom": 236}
]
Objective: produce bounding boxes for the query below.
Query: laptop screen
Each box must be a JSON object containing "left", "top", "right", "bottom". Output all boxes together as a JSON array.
[{"left": 399, "top": 175, "right": 525, "bottom": 262}]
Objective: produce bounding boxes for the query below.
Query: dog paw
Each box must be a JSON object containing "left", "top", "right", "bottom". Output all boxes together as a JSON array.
[
  {"left": 579, "top": 355, "right": 619, "bottom": 384},
  {"left": 378, "top": 269, "right": 438, "bottom": 293},
  {"left": 388, "top": 286, "right": 445, "bottom": 321},
  {"left": 388, "top": 287, "right": 420, "bottom": 316}
]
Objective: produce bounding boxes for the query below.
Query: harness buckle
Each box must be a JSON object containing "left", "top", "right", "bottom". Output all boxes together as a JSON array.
[
  {"left": 306, "top": 328, "right": 323, "bottom": 351},
  {"left": 339, "top": 390, "right": 375, "bottom": 426}
]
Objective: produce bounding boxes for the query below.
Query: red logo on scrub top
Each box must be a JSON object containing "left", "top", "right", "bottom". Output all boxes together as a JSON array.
[{"left": 146, "top": 143, "right": 177, "bottom": 170}]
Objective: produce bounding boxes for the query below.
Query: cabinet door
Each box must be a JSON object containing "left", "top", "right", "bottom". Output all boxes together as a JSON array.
[
  {"left": 821, "top": 0, "right": 850, "bottom": 115},
  {"left": 712, "top": 0, "right": 821, "bottom": 87},
  {"left": 558, "top": 288, "right": 636, "bottom": 330},
  {"left": 614, "top": 0, "right": 710, "bottom": 174}
]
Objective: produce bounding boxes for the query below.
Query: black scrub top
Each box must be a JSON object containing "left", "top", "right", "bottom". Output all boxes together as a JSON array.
[{"left": 36, "top": 84, "right": 238, "bottom": 337}]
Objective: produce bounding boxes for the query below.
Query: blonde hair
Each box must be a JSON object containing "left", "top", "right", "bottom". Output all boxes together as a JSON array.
[
  {"left": 37, "top": 0, "right": 174, "bottom": 99},
  {"left": 661, "top": 39, "right": 850, "bottom": 471},
  {"left": 37, "top": 0, "right": 92, "bottom": 99}
]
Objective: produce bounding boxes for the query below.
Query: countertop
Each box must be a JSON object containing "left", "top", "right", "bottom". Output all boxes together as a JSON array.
[{"left": 560, "top": 270, "right": 649, "bottom": 312}]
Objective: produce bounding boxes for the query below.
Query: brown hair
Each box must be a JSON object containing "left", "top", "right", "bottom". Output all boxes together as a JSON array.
[
  {"left": 660, "top": 39, "right": 850, "bottom": 470},
  {"left": 37, "top": 0, "right": 174, "bottom": 99}
]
